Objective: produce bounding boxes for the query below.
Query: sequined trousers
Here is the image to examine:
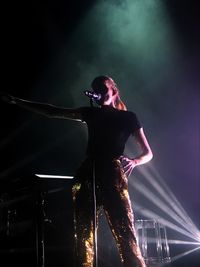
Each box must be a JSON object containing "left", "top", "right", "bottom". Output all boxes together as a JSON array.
[{"left": 72, "top": 158, "right": 146, "bottom": 267}]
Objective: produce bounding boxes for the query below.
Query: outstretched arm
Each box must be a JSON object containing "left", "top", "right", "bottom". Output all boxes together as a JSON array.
[
  {"left": 120, "top": 127, "right": 153, "bottom": 177},
  {"left": 2, "top": 94, "right": 83, "bottom": 121}
]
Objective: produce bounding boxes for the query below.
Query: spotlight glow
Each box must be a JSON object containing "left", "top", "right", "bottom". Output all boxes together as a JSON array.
[
  {"left": 126, "top": 158, "right": 200, "bottom": 243},
  {"left": 170, "top": 246, "right": 200, "bottom": 262},
  {"left": 132, "top": 180, "right": 200, "bottom": 242},
  {"left": 125, "top": 142, "right": 200, "bottom": 255},
  {"left": 167, "top": 240, "right": 200, "bottom": 245},
  {"left": 139, "top": 165, "right": 199, "bottom": 236},
  {"left": 134, "top": 204, "right": 198, "bottom": 241}
]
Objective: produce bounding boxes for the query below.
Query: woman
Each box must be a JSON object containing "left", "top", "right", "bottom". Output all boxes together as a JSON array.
[{"left": 2, "top": 75, "right": 153, "bottom": 267}]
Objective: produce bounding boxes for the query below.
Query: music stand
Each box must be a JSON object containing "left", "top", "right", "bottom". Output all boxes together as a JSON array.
[{"left": 34, "top": 174, "right": 73, "bottom": 267}]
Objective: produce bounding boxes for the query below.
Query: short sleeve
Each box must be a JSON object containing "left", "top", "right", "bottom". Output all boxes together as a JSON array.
[{"left": 129, "top": 111, "right": 142, "bottom": 134}]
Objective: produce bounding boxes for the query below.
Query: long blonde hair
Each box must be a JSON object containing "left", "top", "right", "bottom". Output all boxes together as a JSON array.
[
  {"left": 114, "top": 94, "right": 127, "bottom": 111},
  {"left": 91, "top": 75, "right": 127, "bottom": 111}
]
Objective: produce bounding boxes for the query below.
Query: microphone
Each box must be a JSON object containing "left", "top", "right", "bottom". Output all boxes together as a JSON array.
[{"left": 84, "top": 90, "right": 101, "bottom": 100}]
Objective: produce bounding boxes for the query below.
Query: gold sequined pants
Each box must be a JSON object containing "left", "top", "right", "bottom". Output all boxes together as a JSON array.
[{"left": 72, "top": 158, "right": 146, "bottom": 267}]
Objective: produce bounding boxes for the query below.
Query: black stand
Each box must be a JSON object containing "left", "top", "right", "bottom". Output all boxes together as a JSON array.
[
  {"left": 92, "top": 155, "right": 98, "bottom": 267},
  {"left": 90, "top": 99, "right": 98, "bottom": 267},
  {"left": 35, "top": 191, "right": 46, "bottom": 267},
  {"left": 35, "top": 176, "right": 71, "bottom": 267}
]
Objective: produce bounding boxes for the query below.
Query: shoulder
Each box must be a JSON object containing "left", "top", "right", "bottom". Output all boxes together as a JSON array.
[
  {"left": 121, "top": 110, "right": 142, "bottom": 132},
  {"left": 120, "top": 110, "right": 138, "bottom": 119},
  {"left": 79, "top": 106, "right": 99, "bottom": 122},
  {"left": 79, "top": 106, "right": 99, "bottom": 114}
]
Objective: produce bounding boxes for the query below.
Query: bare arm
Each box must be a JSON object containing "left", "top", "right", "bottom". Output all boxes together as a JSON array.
[
  {"left": 2, "top": 94, "right": 83, "bottom": 121},
  {"left": 132, "top": 127, "right": 153, "bottom": 166},
  {"left": 121, "top": 127, "right": 153, "bottom": 177}
]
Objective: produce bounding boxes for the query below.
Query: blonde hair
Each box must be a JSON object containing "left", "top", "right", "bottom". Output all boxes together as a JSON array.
[
  {"left": 106, "top": 77, "right": 127, "bottom": 111},
  {"left": 114, "top": 95, "right": 127, "bottom": 111}
]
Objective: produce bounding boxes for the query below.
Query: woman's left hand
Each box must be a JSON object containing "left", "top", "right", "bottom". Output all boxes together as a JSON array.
[{"left": 119, "top": 156, "right": 137, "bottom": 177}]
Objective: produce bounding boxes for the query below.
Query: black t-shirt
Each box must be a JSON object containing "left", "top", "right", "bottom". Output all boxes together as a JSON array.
[{"left": 80, "top": 106, "right": 141, "bottom": 159}]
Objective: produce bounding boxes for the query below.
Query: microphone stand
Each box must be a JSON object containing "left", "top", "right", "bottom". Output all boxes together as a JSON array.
[{"left": 90, "top": 98, "right": 98, "bottom": 267}]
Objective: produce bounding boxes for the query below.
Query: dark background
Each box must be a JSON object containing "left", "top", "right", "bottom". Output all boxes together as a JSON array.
[{"left": 1, "top": 1, "right": 200, "bottom": 266}]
